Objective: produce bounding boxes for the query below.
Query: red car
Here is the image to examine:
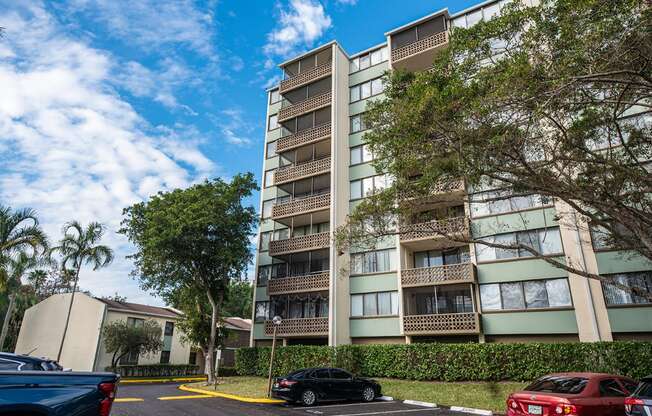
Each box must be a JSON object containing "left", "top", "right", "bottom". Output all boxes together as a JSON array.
[{"left": 507, "top": 372, "right": 639, "bottom": 416}]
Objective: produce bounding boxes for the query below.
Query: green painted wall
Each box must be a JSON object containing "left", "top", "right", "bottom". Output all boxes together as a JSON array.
[
  {"left": 477, "top": 257, "right": 568, "bottom": 283},
  {"left": 267, "top": 128, "right": 281, "bottom": 142},
  {"left": 349, "top": 94, "right": 386, "bottom": 116},
  {"left": 257, "top": 252, "right": 274, "bottom": 266},
  {"left": 349, "top": 62, "right": 388, "bottom": 86},
  {"left": 349, "top": 273, "right": 398, "bottom": 293},
  {"left": 482, "top": 310, "right": 578, "bottom": 334},
  {"left": 268, "top": 101, "right": 281, "bottom": 115},
  {"left": 596, "top": 251, "right": 652, "bottom": 274},
  {"left": 608, "top": 307, "right": 652, "bottom": 333},
  {"left": 253, "top": 323, "right": 272, "bottom": 340},
  {"left": 349, "top": 131, "right": 368, "bottom": 147},
  {"left": 261, "top": 187, "right": 280, "bottom": 200},
  {"left": 264, "top": 156, "right": 279, "bottom": 170},
  {"left": 350, "top": 317, "right": 401, "bottom": 337},
  {"left": 349, "top": 235, "right": 396, "bottom": 252},
  {"left": 255, "top": 286, "right": 269, "bottom": 301},
  {"left": 472, "top": 207, "right": 558, "bottom": 238},
  {"left": 349, "top": 162, "right": 378, "bottom": 181}
]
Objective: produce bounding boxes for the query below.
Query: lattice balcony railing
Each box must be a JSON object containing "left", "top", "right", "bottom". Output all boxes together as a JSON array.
[
  {"left": 269, "top": 232, "right": 330, "bottom": 256},
  {"left": 264, "top": 317, "right": 329, "bottom": 337},
  {"left": 277, "top": 123, "right": 331, "bottom": 153},
  {"left": 279, "top": 63, "right": 332, "bottom": 94},
  {"left": 267, "top": 272, "right": 330, "bottom": 296},
  {"left": 399, "top": 216, "right": 469, "bottom": 242},
  {"left": 274, "top": 157, "right": 331, "bottom": 185},
  {"left": 403, "top": 312, "right": 479, "bottom": 335},
  {"left": 272, "top": 193, "right": 331, "bottom": 220},
  {"left": 401, "top": 262, "right": 475, "bottom": 288},
  {"left": 391, "top": 31, "right": 448, "bottom": 63},
  {"left": 278, "top": 92, "right": 332, "bottom": 122}
]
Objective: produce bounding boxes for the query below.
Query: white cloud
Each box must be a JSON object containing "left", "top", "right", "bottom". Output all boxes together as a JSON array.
[
  {"left": 217, "top": 108, "right": 254, "bottom": 147},
  {"left": 0, "top": 3, "right": 218, "bottom": 305},
  {"left": 264, "top": 0, "right": 332, "bottom": 59}
]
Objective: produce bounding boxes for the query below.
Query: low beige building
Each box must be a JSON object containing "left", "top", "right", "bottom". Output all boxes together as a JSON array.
[{"left": 15, "top": 292, "right": 192, "bottom": 371}]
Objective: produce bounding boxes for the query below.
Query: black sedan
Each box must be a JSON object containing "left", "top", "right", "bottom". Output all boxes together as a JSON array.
[{"left": 272, "top": 367, "right": 381, "bottom": 406}]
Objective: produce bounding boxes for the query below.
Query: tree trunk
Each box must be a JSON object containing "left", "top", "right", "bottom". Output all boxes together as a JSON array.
[
  {"left": 0, "top": 293, "right": 16, "bottom": 350},
  {"left": 205, "top": 290, "right": 218, "bottom": 384},
  {"left": 57, "top": 266, "right": 80, "bottom": 362}
]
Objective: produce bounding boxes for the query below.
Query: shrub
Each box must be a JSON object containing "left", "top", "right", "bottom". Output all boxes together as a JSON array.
[
  {"left": 217, "top": 366, "right": 238, "bottom": 377},
  {"left": 108, "top": 364, "right": 201, "bottom": 378},
  {"left": 235, "top": 341, "right": 652, "bottom": 382}
]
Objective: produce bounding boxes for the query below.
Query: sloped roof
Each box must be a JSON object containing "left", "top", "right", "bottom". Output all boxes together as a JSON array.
[
  {"left": 96, "top": 298, "right": 182, "bottom": 319},
  {"left": 222, "top": 317, "right": 252, "bottom": 331}
]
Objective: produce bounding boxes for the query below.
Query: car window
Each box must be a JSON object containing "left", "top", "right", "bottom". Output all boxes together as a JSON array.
[
  {"left": 526, "top": 376, "right": 588, "bottom": 394},
  {"left": 331, "top": 369, "right": 352, "bottom": 380},
  {"left": 634, "top": 381, "right": 652, "bottom": 399},
  {"left": 313, "top": 369, "right": 330, "bottom": 379},
  {"left": 599, "top": 379, "right": 627, "bottom": 397},
  {"left": 0, "top": 359, "right": 21, "bottom": 371},
  {"left": 287, "top": 370, "right": 306, "bottom": 379},
  {"left": 620, "top": 379, "right": 639, "bottom": 394}
]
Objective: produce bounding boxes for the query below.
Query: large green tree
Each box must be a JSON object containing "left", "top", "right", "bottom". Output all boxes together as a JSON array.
[
  {"left": 120, "top": 174, "right": 258, "bottom": 383},
  {"left": 339, "top": 0, "right": 651, "bottom": 298},
  {"left": 102, "top": 319, "right": 163, "bottom": 368},
  {"left": 222, "top": 280, "right": 253, "bottom": 319}
]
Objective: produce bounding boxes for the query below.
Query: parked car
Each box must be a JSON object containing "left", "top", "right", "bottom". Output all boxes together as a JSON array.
[
  {"left": 0, "top": 370, "right": 119, "bottom": 415},
  {"left": 272, "top": 367, "right": 381, "bottom": 406},
  {"left": 625, "top": 375, "right": 652, "bottom": 416},
  {"left": 0, "top": 352, "right": 63, "bottom": 371},
  {"left": 507, "top": 372, "right": 638, "bottom": 416}
]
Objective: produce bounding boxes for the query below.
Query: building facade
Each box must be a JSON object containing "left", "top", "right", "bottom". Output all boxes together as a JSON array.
[{"left": 251, "top": 0, "right": 652, "bottom": 347}]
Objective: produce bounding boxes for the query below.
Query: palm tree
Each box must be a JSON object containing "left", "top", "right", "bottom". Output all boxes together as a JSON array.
[
  {"left": 50, "top": 221, "right": 113, "bottom": 361},
  {"left": 0, "top": 205, "right": 48, "bottom": 350}
]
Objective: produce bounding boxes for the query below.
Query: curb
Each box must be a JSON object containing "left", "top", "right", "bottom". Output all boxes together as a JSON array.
[
  {"left": 449, "top": 406, "right": 493, "bottom": 415},
  {"left": 178, "top": 383, "right": 285, "bottom": 404},
  {"left": 120, "top": 376, "right": 207, "bottom": 384},
  {"left": 377, "top": 396, "right": 394, "bottom": 401},
  {"left": 404, "top": 399, "right": 437, "bottom": 408}
]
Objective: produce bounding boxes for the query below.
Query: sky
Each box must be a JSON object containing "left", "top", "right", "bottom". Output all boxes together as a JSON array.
[{"left": 0, "top": 0, "right": 482, "bottom": 306}]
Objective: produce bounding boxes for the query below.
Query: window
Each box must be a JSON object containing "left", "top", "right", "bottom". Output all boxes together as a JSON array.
[
  {"left": 480, "top": 278, "right": 572, "bottom": 311},
  {"left": 599, "top": 379, "right": 627, "bottom": 397},
  {"left": 350, "top": 174, "right": 393, "bottom": 200},
  {"left": 350, "top": 114, "right": 367, "bottom": 133},
  {"left": 160, "top": 351, "right": 170, "bottom": 364},
  {"left": 350, "top": 144, "right": 373, "bottom": 165},
  {"left": 268, "top": 114, "right": 278, "bottom": 130},
  {"left": 350, "top": 249, "right": 397, "bottom": 274},
  {"left": 164, "top": 321, "right": 174, "bottom": 336},
  {"left": 257, "top": 265, "right": 271, "bottom": 286},
  {"left": 603, "top": 271, "right": 652, "bottom": 306},
  {"left": 475, "top": 227, "right": 563, "bottom": 262},
  {"left": 350, "top": 77, "right": 385, "bottom": 103},
  {"left": 127, "top": 317, "right": 144, "bottom": 327},
  {"left": 471, "top": 189, "right": 551, "bottom": 217},
  {"left": 189, "top": 351, "right": 197, "bottom": 365},
  {"left": 259, "top": 232, "right": 271, "bottom": 251},
  {"left": 414, "top": 248, "right": 470, "bottom": 268},
  {"left": 264, "top": 169, "right": 275, "bottom": 188},
  {"left": 261, "top": 199, "right": 274, "bottom": 219},
  {"left": 255, "top": 301, "right": 269, "bottom": 322},
  {"left": 526, "top": 376, "right": 588, "bottom": 394},
  {"left": 266, "top": 141, "right": 277, "bottom": 159},
  {"left": 350, "top": 291, "right": 399, "bottom": 317},
  {"left": 269, "top": 89, "right": 280, "bottom": 104},
  {"left": 314, "top": 369, "right": 330, "bottom": 379},
  {"left": 415, "top": 286, "right": 473, "bottom": 315},
  {"left": 0, "top": 359, "right": 20, "bottom": 371},
  {"left": 350, "top": 46, "right": 388, "bottom": 73},
  {"left": 331, "top": 369, "right": 351, "bottom": 380}
]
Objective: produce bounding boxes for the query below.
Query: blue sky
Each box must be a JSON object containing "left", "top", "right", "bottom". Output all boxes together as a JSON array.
[{"left": 0, "top": 0, "right": 481, "bottom": 306}]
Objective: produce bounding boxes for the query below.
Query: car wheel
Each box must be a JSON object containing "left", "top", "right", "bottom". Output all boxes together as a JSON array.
[
  {"left": 301, "top": 389, "right": 317, "bottom": 406},
  {"left": 362, "top": 385, "right": 375, "bottom": 402}
]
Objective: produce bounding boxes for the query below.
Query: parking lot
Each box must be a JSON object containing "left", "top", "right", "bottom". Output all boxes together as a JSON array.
[{"left": 112, "top": 383, "right": 478, "bottom": 416}]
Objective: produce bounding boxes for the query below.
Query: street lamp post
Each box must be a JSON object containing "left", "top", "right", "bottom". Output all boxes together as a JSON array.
[{"left": 267, "top": 315, "right": 282, "bottom": 398}]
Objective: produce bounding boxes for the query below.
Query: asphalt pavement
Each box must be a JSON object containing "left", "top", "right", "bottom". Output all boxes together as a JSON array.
[{"left": 112, "top": 383, "right": 472, "bottom": 416}]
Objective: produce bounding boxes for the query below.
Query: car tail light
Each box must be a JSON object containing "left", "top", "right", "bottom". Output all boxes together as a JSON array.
[
  {"left": 555, "top": 404, "right": 578, "bottom": 415},
  {"left": 507, "top": 398, "right": 518, "bottom": 409},
  {"left": 98, "top": 382, "right": 117, "bottom": 416},
  {"left": 279, "top": 379, "right": 297, "bottom": 388},
  {"left": 625, "top": 397, "right": 644, "bottom": 412}
]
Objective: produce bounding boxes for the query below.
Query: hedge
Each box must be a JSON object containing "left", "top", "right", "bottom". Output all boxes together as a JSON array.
[
  {"left": 235, "top": 342, "right": 652, "bottom": 382},
  {"left": 107, "top": 364, "right": 201, "bottom": 378}
]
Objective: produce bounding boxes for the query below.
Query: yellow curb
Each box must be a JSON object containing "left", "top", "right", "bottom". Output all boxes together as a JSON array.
[
  {"left": 120, "top": 376, "right": 207, "bottom": 384},
  {"left": 158, "top": 394, "right": 213, "bottom": 401},
  {"left": 114, "top": 398, "right": 145, "bottom": 403},
  {"left": 179, "top": 384, "right": 284, "bottom": 404}
]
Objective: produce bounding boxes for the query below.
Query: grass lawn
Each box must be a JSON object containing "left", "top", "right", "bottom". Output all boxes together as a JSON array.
[{"left": 189, "top": 376, "right": 525, "bottom": 412}]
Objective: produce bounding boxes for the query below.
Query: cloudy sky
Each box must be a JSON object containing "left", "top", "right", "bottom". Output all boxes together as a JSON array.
[{"left": 0, "top": 0, "right": 479, "bottom": 306}]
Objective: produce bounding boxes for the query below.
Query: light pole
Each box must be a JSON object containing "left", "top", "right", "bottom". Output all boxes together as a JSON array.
[{"left": 267, "top": 315, "right": 282, "bottom": 398}]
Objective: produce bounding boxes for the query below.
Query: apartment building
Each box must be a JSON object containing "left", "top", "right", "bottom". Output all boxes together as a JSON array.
[{"left": 251, "top": 0, "right": 652, "bottom": 347}]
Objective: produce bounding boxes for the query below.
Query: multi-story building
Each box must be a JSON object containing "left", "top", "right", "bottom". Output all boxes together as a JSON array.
[{"left": 251, "top": 0, "right": 652, "bottom": 347}]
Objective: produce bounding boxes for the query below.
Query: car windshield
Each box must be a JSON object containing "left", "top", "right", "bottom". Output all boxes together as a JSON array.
[
  {"left": 634, "top": 381, "right": 652, "bottom": 399},
  {"left": 526, "top": 376, "right": 589, "bottom": 394},
  {"left": 287, "top": 370, "right": 306, "bottom": 379}
]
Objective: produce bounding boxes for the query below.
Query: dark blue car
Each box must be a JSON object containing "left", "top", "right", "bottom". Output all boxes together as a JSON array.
[{"left": 0, "top": 352, "right": 63, "bottom": 371}]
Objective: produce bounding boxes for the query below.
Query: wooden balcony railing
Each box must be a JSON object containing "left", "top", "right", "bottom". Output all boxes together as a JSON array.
[
  {"left": 279, "top": 62, "right": 332, "bottom": 94},
  {"left": 401, "top": 262, "right": 475, "bottom": 288},
  {"left": 269, "top": 232, "right": 330, "bottom": 256},
  {"left": 264, "top": 317, "right": 329, "bottom": 337},
  {"left": 399, "top": 216, "right": 469, "bottom": 242},
  {"left": 267, "top": 272, "right": 330, "bottom": 296},
  {"left": 391, "top": 31, "right": 448, "bottom": 63},
  {"left": 274, "top": 157, "right": 331, "bottom": 185},
  {"left": 403, "top": 312, "right": 480, "bottom": 335},
  {"left": 277, "top": 123, "right": 331, "bottom": 153},
  {"left": 278, "top": 91, "right": 332, "bottom": 122},
  {"left": 272, "top": 193, "right": 330, "bottom": 220}
]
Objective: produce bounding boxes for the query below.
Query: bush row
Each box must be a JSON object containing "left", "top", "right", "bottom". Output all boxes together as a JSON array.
[
  {"left": 235, "top": 342, "right": 652, "bottom": 382},
  {"left": 107, "top": 364, "right": 201, "bottom": 378}
]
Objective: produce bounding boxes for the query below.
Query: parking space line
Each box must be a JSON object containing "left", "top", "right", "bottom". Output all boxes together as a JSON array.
[
  {"left": 114, "top": 398, "right": 144, "bottom": 403},
  {"left": 331, "top": 409, "right": 439, "bottom": 416},
  {"left": 299, "top": 401, "right": 396, "bottom": 409},
  {"left": 158, "top": 394, "right": 213, "bottom": 401}
]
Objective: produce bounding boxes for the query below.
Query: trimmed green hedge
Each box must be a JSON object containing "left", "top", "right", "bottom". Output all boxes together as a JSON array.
[
  {"left": 107, "top": 364, "right": 201, "bottom": 378},
  {"left": 235, "top": 342, "right": 652, "bottom": 382}
]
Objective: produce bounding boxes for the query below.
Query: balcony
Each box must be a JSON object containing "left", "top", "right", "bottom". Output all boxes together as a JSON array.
[
  {"left": 272, "top": 193, "right": 330, "bottom": 221},
  {"left": 274, "top": 157, "right": 331, "bottom": 186},
  {"left": 278, "top": 91, "right": 332, "bottom": 123},
  {"left": 267, "top": 272, "right": 330, "bottom": 296},
  {"left": 279, "top": 63, "right": 332, "bottom": 94},
  {"left": 403, "top": 312, "right": 480, "bottom": 335},
  {"left": 269, "top": 232, "right": 330, "bottom": 257},
  {"left": 401, "top": 262, "right": 475, "bottom": 288},
  {"left": 400, "top": 216, "right": 469, "bottom": 250},
  {"left": 264, "top": 317, "right": 329, "bottom": 337},
  {"left": 391, "top": 31, "right": 448, "bottom": 72},
  {"left": 277, "top": 123, "right": 331, "bottom": 153}
]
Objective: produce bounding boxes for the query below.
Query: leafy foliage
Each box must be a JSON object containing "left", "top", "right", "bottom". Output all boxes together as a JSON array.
[
  {"left": 222, "top": 280, "right": 253, "bottom": 319},
  {"left": 107, "top": 364, "right": 201, "bottom": 378},
  {"left": 102, "top": 319, "right": 163, "bottom": 368}
]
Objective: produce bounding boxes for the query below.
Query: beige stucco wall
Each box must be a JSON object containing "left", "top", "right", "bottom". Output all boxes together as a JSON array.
[
  {"left": 15, "top": 292, "right": 105, "bottom": 371},
  {"left": 94, "top": 310, "right": 191, "bottom": 371}
]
